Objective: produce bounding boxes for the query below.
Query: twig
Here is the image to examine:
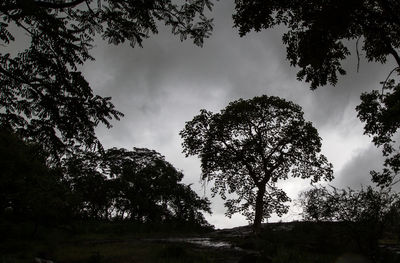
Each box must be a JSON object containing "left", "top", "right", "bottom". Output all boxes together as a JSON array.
[
  {"left": 381, "top": 66, "right": 400, "bottom": 95},
  {"left": 356, "top": 37, "right": 361, "bottom": 73}
]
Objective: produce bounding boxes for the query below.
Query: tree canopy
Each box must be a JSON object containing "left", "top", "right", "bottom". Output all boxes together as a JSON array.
[
  {"left": 65, "top": 146, "right": 212, "bottom": 226},
  {"left": 0, "top": 129, "right": 71, "bottom": 227},
  {"left": 1, "top": 129, "right": 212, "bottom": 229},
  {"left": 300, "top": 186, "right": 399, "bottom": 223},
  {"left": 1, "top": 1, "right": 215, "bottom": 232},
  {"left": 357, "top": 79, "right": 400, "bottom": 187},
  {"left": 0, "top": 0, "right": 214, "bottom": 162},
  {"left": 300, "top": 185, "right": 400, "bottom": 256},
  {"left": 180, "top": 95, "right": 333, "bottom": 232},
  {"left": 233, "top": 0, "right": 400, "bottom": 90}
]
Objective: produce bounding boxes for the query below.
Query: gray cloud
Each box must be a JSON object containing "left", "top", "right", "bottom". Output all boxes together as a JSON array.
[{"left": 333, "top": 145, "right": 384, "bottom": 188}]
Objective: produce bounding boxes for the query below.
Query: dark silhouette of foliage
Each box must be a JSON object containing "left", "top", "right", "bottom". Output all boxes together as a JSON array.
[
  {"left": 0, "top": 0, "right": 214, "bottom": 162},
  {"left": 0, "top": 128, "right": 212, "bottom": 229},
  {"left": 0, "top": 129, "right": 71, "bottom": 228},
  {"left": 357, "top": 79, "right": 400, "bottom": 187},
  {"left": 232, "top": 0, "right": 400, "bottom": 190},
  {"left": 300, "top": 185, "right": 400, "bottom": 258},
  {"left": 300, "top": 186, "right": 398, "bottom": 223},
  {"left": 180, "top": 95, "right": 333, "bottom": 232},
  {"left": 65, "top": 147, "right": 212, "bottom": 226},
  {"left": 233, "top": 0, "right": 400, "bottom": 90}
]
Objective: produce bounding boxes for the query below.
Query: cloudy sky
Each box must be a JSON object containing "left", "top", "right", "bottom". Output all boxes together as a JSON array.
[{"left": 82, "top": 1, "right": 393, "bottom": 228}]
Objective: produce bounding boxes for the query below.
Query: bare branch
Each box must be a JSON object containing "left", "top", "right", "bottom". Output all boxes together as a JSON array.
[{"left": 356, "top": 37, "right": 361, "bottom": 73}]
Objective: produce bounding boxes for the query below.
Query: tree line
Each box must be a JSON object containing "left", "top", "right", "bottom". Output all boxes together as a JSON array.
[{"left": 0, "top": 129, "right": 211, "bottom": 231}]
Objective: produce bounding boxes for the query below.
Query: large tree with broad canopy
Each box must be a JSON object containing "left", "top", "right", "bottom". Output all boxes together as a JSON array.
[{"left": 180, "top": 95, "right": 333, "bottom": 232}]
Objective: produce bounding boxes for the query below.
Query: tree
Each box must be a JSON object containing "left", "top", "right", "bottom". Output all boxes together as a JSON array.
[
  {"left": 232, "top": 0, "right": 400, "bottom": 189},
  {"left": 102, "top": 147, "right": 211, "bottom": 225},
  {"left": 169, "top": 183, "right": 212, "bottom": 227},
  {"left": 65, "top": 147, "right": 212, "bottom": 226},
  {"left": 180, "top": 95, "right": 333, "bottom": 232},
  {"left": 0, "top": 129, "right": 72, "bottom": 232},
  {"left": 0, "top": 0, "right": 214, "bottom": 162},
  {"left": 300, "top": 186, "right": 398, "bottom": 223},
  {"left": 357, "top": 79, "right": 400, "bottom": 187},
  {"left": 300, "top": 185, "right": 400, "bottom": 258},
  {"left": 233, "top": 0, "right": 400, "bottom": 90}
]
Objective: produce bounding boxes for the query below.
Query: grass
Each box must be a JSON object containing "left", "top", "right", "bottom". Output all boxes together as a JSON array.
[
  {"left": 214, "top": 221, "right": 399, "bottom": 263},
  {"left": 269, "top": 246, "right": 337, "bottom": 263},
  {"left": 1, "top": 237, "right": 223, "bottom": 263},
  {"left": 0, "top": 220, "right": 224, "bottom": 263},
  {"left": 49, "top": 241, "right": 233, "bottom": 263},
  {"left": 1, "top": 220, "right": 399, "bottom": 263}
]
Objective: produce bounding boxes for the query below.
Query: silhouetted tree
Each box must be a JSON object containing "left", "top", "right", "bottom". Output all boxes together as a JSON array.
[
  {"left": 102, "top": 147, "right": 211, "bottom": 225},
  {"left": 170, "top": 183, "right": 212, "bottom": 227},
  {"left": 0, "top": 129, "right": 71, "bottom": 230},
  {"left": 357, "top": 80, "right": 400, "bottom": 187},
  {"left": 233, "top": 0, "right": 400, "bottom": 90},
  {"left": 300, "top": 185, "right": 400, "bottom": 258},
  {"left": 105, "top": 147, "right": 182, "bottom": 222},
  {"left": 71, "top": 170, "right": 113, "bottom": 219},
  {"left": 180, "top": 95, "right": 333, "bottom": 232},
  {"left": 0, "top": 0, "right": 213, "bottom": 162},
  {"left": 65, "top": 147, "right": 212, "bottom": 226},
  {"left": 301, "top": 186, "right": 398, "bottom": 223},
  {"left": 0, "top": 128, "right": 211, "bottom": 231}
]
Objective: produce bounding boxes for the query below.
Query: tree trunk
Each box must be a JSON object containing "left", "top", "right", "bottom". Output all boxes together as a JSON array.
[{"left": 253, "top": 185, "right": 266, "bottom": 234}]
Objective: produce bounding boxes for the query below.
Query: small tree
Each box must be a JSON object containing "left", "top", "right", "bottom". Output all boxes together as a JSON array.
[{"left": 180, "top": 95, "right": 333, "bottom": 232}]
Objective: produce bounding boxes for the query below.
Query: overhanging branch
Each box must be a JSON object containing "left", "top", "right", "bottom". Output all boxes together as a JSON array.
[{"left": 33, "top": 0, "right": 85, "bottom": 9}]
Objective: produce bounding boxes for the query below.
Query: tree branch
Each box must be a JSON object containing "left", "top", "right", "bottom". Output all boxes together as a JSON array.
[
  {"left": 381, "top": 66, "right": 400, "bottom": 95},
  {"left": 33, "top": 0, "right": 86, "bottom": 9},
  {"left": 356, "top": 37, "right": 361, "bottom": 73},
  {"left": 387, "top": 44, "right": 400, "bottom": 68}
]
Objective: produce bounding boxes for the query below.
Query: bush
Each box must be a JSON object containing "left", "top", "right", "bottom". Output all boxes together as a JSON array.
[{"left": 299, "top": 186, "right": 400, "bottom": 258}]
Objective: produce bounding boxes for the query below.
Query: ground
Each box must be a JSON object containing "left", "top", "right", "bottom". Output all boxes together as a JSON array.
[{"left": 1, "top": 221, "right": 399, "bottom": 263}]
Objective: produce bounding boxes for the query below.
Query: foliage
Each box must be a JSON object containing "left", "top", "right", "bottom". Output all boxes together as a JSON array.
[
  {"left": 1, "top": 1, "right": 214, "bottom": 230},
  {"left": 300, "top": 185, "right": 400, "bottom": 257},
  {"left": 357, "top": 78, "right": 400, "bottom": 187},
  {"left": 65, "top": 147, "right": 212, "bottom": 226},
  {"left": 0, "top": 129, "right": 211, "bottom": 230},
  {"left": 233, "top": 0, "right": 400, "bottom": 90},
  {"left": 0, "top": 0, "right": 214, "bottom": 161},
  {"left": 0, "top": 129, "right": 71, "bottom": 226},
  {"left": 232, "top": 0, "right": 400, "bottom": 189},
  {"left": 180, "top": 95, "right": 333, "bottom": 231},
  {"left": 300, "top": 186, "right": 399, "bottom": 223}
]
